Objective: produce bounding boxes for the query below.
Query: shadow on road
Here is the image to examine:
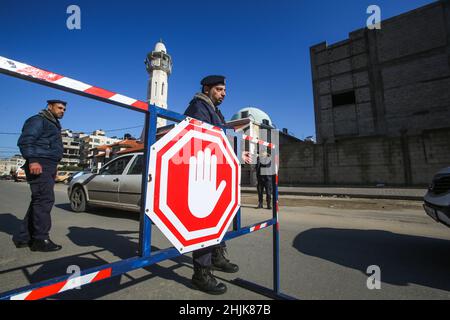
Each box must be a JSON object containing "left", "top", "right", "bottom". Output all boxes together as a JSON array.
[
  {"left": 293, "top": 228, "right": 450, "bottom": 292},
  {"left": 0, "top": 213, "right": 22, "bottom": 238},
  {"left": 0, "top": 213, "right": 195, "bottom": 299},
  {"left": 55, "top": 203, "right": 140, "bottom": 221}
]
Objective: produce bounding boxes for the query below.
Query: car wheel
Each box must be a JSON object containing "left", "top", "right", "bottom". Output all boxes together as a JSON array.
[{"left": 70, "top": 186, "right": 87, "bottom": 212}]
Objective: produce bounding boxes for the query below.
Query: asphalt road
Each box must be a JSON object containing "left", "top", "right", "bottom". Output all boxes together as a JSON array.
[{"left": 1, "top": 180, "right": 450, "bottom": 300}]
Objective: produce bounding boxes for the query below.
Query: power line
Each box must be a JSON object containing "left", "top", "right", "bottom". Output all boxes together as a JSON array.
[
  {"left": 103, "top": 125, "right": 143, "bottom": 133},
  {"left": 0, "top": 125, "right": 144, "bottom": 137}
]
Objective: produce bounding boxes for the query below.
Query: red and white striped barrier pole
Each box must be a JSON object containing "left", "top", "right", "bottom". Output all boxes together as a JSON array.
[
  {"left": 9, "top": 268, "right": 112, "bottom": 300},
  {"left": 0, "top": 55, "right": 276, "bottom": 147},
  {"left": 242, "top": 134, "right": 276, "bottom": 149},
  {"left": 0, "top": 56, "right": 148, "bottom": 112},
  {"left": 249, "top": 222, "right": 269, "bottom": 233}
]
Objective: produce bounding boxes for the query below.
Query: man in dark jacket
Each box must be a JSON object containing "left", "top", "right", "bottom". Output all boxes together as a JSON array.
[
  {"left": 14, "top": 100, "right": 66, "bottom": 252},
  {"left": 184, "top": 75, "right": 240, "bottom": 295},
  {"left": 184, "top": 75, "right": 227, "bottom": 126},
  {"left": 256, "top": 152, "right": 272, "bottom": 209}
]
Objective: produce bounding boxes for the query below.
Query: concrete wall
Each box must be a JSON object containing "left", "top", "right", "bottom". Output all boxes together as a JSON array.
[{"left": 275, "top": 128, "right": 450, "bottom": 187}]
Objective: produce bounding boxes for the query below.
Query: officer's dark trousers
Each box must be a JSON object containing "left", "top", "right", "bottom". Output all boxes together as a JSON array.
[
  {"left": 17, "top": 159, "right": 57, "bottom": 241},
  {"left": 257, "top": 178, "right": 272, "bottom": 205},
  {"left": 193, "top": 242, "right": 227, "bottom": 268}
]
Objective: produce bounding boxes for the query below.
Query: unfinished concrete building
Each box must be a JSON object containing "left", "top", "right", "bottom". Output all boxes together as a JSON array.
[{"left": 281, "top": 0, "right": 450, "bottom": 186}]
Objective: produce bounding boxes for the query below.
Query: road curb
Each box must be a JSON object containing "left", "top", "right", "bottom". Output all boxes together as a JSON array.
[{"left": 241, "top": 189, "right": 424, "bottom": 201}]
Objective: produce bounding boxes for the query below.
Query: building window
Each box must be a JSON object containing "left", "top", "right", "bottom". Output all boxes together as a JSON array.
[{"left": 332, "top": 91, "right": 356, "bottom": 107}]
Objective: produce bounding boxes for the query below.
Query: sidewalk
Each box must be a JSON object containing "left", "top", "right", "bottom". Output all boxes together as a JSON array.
[{"left": 241, "top": 186, "right": 427, "bottom": 201}]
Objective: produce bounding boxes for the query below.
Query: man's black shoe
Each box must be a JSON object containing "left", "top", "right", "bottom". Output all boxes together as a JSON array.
[
  {"left": 14, "top": 239, "right": 32, "bottom": 248},
  {"left": 212, "top": 247, "right": 239, "bottom": 273},
  {"left": 257, "top": 203, "right": 263, "bottom": 209},
  {"left": 192, "top": 267, "right": 227, "bottom": 295},
  {"left": 30, "top": 239, "right": 62, "bottom": 252}
]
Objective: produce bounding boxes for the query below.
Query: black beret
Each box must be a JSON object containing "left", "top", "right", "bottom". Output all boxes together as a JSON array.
[
  {"left": 47, "top": 99, "right": 67, "bottom": 106},
  {"left": 200, "top": 75, "right": 226, "bottom": 87}
]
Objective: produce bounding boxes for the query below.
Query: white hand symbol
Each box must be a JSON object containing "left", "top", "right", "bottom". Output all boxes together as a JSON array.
[{"left": 188, "top": 148, "right": 226, "bottom": 218}]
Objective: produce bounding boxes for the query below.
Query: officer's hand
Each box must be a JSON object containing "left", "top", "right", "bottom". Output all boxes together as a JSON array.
[
  {"left": 29, "top": 162, "right": 43, "bottom": 175},
  {"left": 242, "top": 151, "right": 252, "bottom": 164}
]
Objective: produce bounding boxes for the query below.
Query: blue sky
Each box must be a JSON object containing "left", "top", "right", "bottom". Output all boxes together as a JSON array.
[{"left": 0, "top": 0, "right": 435, "bottom": 157}]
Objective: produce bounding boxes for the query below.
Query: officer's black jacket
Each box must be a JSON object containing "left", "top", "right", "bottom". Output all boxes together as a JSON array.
[
  {"left": 17, "top": 110, "right": 63, "bottom": 163},
  {"left": 184, "top": 93, "right": 225, "bottom": 126}
]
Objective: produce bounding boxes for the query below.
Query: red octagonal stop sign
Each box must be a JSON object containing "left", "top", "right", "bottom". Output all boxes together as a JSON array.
[{"left": 145, "top": 118, "right": 241, "bottom": 253}]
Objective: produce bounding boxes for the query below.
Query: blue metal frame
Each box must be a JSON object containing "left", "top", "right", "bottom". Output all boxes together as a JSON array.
[
  {"left": 231, "top": 145, "right": 296, "bottom": 300},
  {"left": 0, "top": 103, "right": 296, "bottom": 300}
]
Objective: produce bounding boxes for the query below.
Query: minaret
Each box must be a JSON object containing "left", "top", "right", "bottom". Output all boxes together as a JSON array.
[{"left": 145, "top": 40, "right": 172, "bottom": 127}]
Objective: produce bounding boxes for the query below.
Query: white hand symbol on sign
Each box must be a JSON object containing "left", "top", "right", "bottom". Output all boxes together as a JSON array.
[{"left": 188, "top": 148, "right": 226, "bottom": 218}]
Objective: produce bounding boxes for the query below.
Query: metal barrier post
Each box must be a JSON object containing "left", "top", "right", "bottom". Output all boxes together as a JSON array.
[
  {"left": 139, "top": 110, "right": 156, "bottom": 257},
  {"left": 231, "top": 133, "right": 241, "bottom": 231},
  {"left": 272, "top": 173, "right": 280, "bottom": 294}
]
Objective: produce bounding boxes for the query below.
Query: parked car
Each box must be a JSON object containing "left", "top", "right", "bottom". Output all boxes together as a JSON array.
[
  {"left": 68, "top": 153, "right": 143, "bottom": 212},
  {"left": 67, "top": 170, "right": 92, "bottom": 183},
  {"left": 423, "top": 166, "right": 450, "bottom": 227},
  {"left": 55, "top": 171, "right": 73, "bottom": 183}
]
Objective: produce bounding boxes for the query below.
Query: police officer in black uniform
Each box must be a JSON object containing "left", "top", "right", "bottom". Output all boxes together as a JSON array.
[
  {"left": 185, "top": 75, "right": 227, "bottom": 126},
  {"left": 256, "top": 152, "right": 272, "bottom": 209},
  {"left": 13, "top": 100, "right": 66, "bottom": 252},
  {"left": 184, "top": 75, "right": 243, "bottom": 295}
]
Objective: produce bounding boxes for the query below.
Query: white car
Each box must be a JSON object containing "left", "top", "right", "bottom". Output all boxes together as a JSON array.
[
  {"left": 68, "top": 152, "right": 143, "bottom": 213},
  {"left": 423, "top": 166, "right": 450, "bottom": 227}
]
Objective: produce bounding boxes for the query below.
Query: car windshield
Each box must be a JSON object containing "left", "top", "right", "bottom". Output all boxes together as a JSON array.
[{"left": 58, "top": 172, "right": 67, "bottom": 176}]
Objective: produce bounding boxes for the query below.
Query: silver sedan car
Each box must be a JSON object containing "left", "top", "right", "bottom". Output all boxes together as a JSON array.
[{"left": 68, "top": 152, "right": 143, "bottom": 212}]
